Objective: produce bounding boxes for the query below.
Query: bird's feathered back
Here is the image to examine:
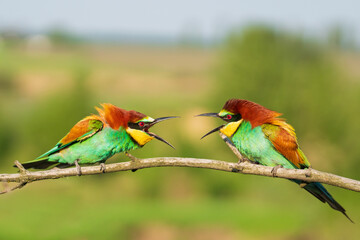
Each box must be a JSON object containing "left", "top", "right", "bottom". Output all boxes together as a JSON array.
[{"left": 59, "top": 115, "right": 103, "bottom": 146}]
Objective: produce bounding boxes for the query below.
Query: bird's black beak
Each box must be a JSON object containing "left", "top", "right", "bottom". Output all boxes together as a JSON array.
[
  {"left": 150, "top": 116, "right": 179, "bottom": 126},
  {"left": 195, "top": 112, "right": 219, "bottom": 118},
  {"left": 196, "top": 112, "right": 224, "bottom": 139},
  {"left": 147, "top": 132, "right": 175, "bottom": 149},
  {"left": 147, "top": 116, "right": 179, "bottom": 149},
  {"left": 200, "top": 125, "right": 224, "bottom": 139}
]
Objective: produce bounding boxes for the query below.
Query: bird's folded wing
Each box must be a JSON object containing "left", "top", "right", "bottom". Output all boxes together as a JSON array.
[
  {"left": 36, "top": 116, "right": 104, "bottom": 159},
  {"left": 261, "top": 121, "right": 310, "bottom": 169}
]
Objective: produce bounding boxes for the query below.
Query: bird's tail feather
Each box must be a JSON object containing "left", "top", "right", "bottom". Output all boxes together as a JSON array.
[
  {"left": 16, "top": 157, "right": 61, "bottom": 170},
  {"left": 303, "top": 182, "right": 353, "bottom": 223}
]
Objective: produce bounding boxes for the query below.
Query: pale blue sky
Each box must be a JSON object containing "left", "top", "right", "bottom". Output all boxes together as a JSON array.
[{"left": 0, "top": 0, "right": 359, "bottom": 40}]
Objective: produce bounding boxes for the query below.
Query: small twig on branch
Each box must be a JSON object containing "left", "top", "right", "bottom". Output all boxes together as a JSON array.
[
  {"left": 0, "top": 161, "right": 29, "bottom": 194},
  {"left": 0, "top": 156, "right": 359, "bottom": 194}
]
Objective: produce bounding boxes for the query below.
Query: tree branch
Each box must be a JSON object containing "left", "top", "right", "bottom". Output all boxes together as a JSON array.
[{"left": 0, "top": 156, "right": 359, "bottom": 194}]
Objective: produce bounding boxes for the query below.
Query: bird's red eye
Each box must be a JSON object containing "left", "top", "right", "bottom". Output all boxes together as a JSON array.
[
  {"left": 226, "top": 114, "right": 232, "bottom": 120},
  {"left": 138, "top": 122, "right": 145, "bottom": 127}
]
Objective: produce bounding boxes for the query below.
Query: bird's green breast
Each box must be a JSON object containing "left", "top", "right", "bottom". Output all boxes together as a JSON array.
[
  {"left": 48, "top": 127, "right": 139, "bottom": 164},
  {"left": 230, "top": 121, "right": 296, "bottom": 169}
]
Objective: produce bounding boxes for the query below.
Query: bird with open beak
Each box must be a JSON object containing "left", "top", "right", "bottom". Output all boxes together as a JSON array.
[
  {"left": 19, "top": 103, "right": 178, "bottom": 174},
  {"left": 198, "top": 99, "right": 352, "bottom": 222}
]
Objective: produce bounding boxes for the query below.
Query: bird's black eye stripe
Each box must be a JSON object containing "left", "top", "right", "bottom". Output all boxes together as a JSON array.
[
  {"left": 128, "top": 122, "right": 141, "bottom": 129},
  {"left": 128, "top": 122, "right": 149, "bottom": 130},
  {"left": 222, "top": 114, "right": 242, "bottom": 122}
]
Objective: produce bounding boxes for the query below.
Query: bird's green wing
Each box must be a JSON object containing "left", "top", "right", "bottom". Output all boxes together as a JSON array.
[
  {"left": 35, "top": 116, "right": 104, "bottom": 159},
  {"left": 261, "top": 122, "right": 310, "bottom": 169}
]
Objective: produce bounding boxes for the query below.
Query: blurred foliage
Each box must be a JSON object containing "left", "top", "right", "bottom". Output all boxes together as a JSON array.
[
  {"left": 0, "top": 69, "right": 15, "bottom": 94},
  {"left": 327, "top": 24, "right": 358, "bottom": 51},
  {"left": 47, "top": 27, "right": 82, "bottom": 46},
  {"left": 0, "top": 25, "right": 359, "bottom": 239}
]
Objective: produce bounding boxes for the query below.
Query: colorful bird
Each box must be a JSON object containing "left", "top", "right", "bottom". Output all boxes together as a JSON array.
[
  {"left": 19, "top": 103, "right": 177, "bottom": 174},
  {"left": 198, "top": 99, "right": 352, "bottom": 222}
]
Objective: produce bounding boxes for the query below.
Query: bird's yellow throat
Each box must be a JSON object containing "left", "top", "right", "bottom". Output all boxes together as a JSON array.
[
  {"left": 126, "top": 128, "right": 154, "bottom": 146},
  {"left": 220, "top": 119, "right": 243, "bottom": 137}
]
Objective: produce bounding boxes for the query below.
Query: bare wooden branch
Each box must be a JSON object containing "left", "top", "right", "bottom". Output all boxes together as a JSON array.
[{"left": 0, "top": 156, "right": 359, "bottom": 194}]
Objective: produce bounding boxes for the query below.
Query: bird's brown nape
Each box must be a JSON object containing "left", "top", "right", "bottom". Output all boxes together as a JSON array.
[{"left": 96, "top": 103, "right": 129, "bottom": 129}]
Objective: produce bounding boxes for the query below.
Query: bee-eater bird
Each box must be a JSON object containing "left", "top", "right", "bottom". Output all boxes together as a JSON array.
[
  {"left": 198, "top": 99, "right": 352, "bottom": 222},
  {"left": 19, "top": 103, "right": 177, "bottom": 174}
]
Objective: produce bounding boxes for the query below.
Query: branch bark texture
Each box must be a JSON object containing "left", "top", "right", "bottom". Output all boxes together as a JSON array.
[{"left": 1, "top": 157, "right": 359, "bottom": 194}]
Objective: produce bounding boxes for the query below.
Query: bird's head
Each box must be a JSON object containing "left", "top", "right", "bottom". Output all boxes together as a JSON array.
[
  {"left": 126, "top": 110, "right": 178, "bottom": 148},
  {"left": 96, "top": 103, "right": 178, "bottom": 148},
  {"left": 197, "top": 99, "right": 281, "bottom": 139}
]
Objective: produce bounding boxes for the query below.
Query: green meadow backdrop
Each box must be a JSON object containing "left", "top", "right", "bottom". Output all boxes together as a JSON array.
[{"left": 0, "top": 26, "right": 359, "bottom": 239}]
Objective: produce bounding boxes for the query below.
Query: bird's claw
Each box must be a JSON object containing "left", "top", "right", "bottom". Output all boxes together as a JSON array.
[
  {"left": 75, "top": 160, "right": 82, "bottom": 176},
  {"left": 237, "top": 159, "right": 245, "bottom": 164},
  {"left": 100, "top": 163, "right": 106, "bottom": 173},
  {"left": 238, "top": 157, "right": 254, "bottom": 164},
  {"left": 271, "top": 165, "right": 283, "bottom": 177},
  {"left": 305, "top": 166, "right": 312, "bottom": 177}
]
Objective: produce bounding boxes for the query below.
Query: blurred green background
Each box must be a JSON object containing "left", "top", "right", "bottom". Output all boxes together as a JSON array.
[{"left": 1, "top": 3, "right": 360, "bottom": 239}]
